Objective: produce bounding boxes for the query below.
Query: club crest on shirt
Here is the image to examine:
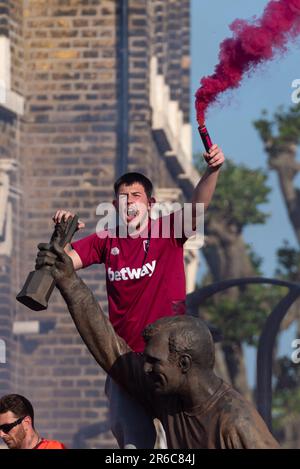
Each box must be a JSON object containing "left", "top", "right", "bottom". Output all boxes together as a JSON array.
[{"left": 111, "top": 247, "right": 120, "bottom": 256}]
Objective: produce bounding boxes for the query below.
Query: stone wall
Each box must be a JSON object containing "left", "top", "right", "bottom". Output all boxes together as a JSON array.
[{"left": 0, "top": 0, "right": 192, "bottom": 448}]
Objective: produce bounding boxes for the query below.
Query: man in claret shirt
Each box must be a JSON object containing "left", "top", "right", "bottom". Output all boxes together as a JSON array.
[
  {"left": 0, "top": 394, "right": 66, "bottom": 450},
  {"left": 39, "top": 144, "right": 225, "bottom": 448}
]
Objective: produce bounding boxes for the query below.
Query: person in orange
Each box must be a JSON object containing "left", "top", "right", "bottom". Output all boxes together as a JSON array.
[{"left": 0, "top": 394, "right": 66, "bottom": 449}]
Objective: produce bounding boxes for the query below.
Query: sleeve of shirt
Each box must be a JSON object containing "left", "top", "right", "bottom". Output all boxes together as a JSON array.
[{"left": 71, "top": 232, "right": 108, "bottom": 268}]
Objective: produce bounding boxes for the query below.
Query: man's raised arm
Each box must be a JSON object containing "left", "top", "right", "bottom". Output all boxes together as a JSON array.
[{"left": 190, "top": 144, "right": 225, "bottom": 230}]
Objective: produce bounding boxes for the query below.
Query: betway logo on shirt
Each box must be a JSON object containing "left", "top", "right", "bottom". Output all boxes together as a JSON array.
[{"left": 108, "top": 260, "right": 156, "bottom": 282}]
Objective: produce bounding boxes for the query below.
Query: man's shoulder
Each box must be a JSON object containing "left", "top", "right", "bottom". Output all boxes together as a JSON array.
[
  {"left": 37, "top": 439, "right": 66, "bottom": 449},
  {"left": 95, "top": 228, "right": 117, "bottom": 240},
  {"left": 75, "top": 229, "right": 115, "bottom": 243},
  {"left": 150, "top": 210, "right": 187, "bottom": 244}
]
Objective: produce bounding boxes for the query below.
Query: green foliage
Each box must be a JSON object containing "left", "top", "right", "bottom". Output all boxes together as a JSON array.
[
  {"left": 245, "top": 243, "right": 263, "bottom": 275},
  {"left": 272, "top": 357, "right": 300, "bottom": 430},
  {"left": 275, "top": 240, "right": 300, "bottom": 282},
  {"left": 253, "top": 109, "right": 273, "bottom": 142},
  {"left": 254, "top": 103, "right": 300, "bottom": 145},
  {"left": 195, "top": 157, "right": 271, "bottom": 232},
  {"left": 194, "top": 158, "right": 276, "bottom": 345},
  {"left": 274, "top": 356, "right": 300, "bottom": 392},
  {"left": 272, "top": 241, "right": 300, "bottom": 432},
  {"left": 201, "top": 283, "right": 286, "bottom": 346},
  {"left": 273, "top": 388, "right": 300, "bottom": 432},
  {"left": 253, "top": 103, "right": 300, "bottom": 443}
]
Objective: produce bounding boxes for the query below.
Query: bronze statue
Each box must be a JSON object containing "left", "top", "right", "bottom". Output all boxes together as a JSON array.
[
  {"left": 37, "top": 239, "right": 280, "bottom": 449},
  {"left": 16, "top": 215, "right": 78, "bottom": 311}
]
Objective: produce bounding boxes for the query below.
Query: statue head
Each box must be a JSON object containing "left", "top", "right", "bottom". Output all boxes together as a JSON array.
[{"left": 142, "top": 316, "right": 215, "bottom": 395}]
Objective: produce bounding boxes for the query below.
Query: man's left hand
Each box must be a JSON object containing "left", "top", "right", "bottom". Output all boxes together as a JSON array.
[{"left": 203, "top": 144, "right": 225, "bottom": 170}]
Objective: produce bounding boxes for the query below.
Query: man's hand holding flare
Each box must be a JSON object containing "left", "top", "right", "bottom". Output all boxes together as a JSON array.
[{"left": 203, "top": 144, "right": 225, "bottom": 170}]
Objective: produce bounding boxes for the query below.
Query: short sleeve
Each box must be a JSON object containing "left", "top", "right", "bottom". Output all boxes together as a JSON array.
[{"left": 71, "top": 232, "right": 109, "bottom": 268}]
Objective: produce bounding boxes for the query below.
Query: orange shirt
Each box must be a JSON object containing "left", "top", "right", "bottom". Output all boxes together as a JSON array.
[{"left": 35, "top": 439, "right": 66, "bottom": 450}]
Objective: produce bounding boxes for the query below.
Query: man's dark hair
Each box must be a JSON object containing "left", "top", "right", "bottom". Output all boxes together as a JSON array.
[
  {"left": 0, "top": 394, "right": 35, "bottom": 427},
  {"left": 114, "top": 172, "right": 153, "bottom": 198},
  {"left": 143, "top": 316, "right": 215, "bottom": 370}
]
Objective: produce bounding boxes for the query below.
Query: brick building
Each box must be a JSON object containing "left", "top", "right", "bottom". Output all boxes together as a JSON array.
[{"left": 0, "top": 0, "right": 199, "bottom": 448}]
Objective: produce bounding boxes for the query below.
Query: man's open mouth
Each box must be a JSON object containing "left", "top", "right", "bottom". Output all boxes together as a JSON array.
[{"left": 127, "top": 207, "right": 138, "bottom": 218}]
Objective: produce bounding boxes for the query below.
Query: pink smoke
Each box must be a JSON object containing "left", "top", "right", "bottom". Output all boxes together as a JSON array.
[{"left": 195, "top": 0, "right": 300, "bottom": 125}]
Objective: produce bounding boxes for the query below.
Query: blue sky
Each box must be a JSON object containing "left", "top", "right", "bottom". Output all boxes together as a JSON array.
[
  {"left": 191, "top": 0, "right": 300, "bottom": 277},
  {"left": 190, "top": 0, "right": 300, "bottom": 386}
]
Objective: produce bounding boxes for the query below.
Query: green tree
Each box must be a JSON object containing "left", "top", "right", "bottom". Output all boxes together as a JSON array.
[
  {"left": 196, "top": 158, "right": 270, "bottom": 281},
  {"left": 254, "top": 104, "right": 300, "bottom": 245},
  {"left": 276, "top": 240, "right": 300, "bottom": 283},
  {"left": 195, "top": 157, "right": 276, "bottom": 399},
  {"left": 272, "top": 357, "right": 300, "bottom": 444},
  {"left": 254, "top": 103, "right": 300, "bottom": 447}
]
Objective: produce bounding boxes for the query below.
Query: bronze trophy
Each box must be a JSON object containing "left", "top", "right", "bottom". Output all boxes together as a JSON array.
[{"left": 16, "top": 215, "right": 79, "bottom": 311}]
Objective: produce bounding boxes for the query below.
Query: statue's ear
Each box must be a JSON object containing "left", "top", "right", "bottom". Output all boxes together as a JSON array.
[{"left": 179, "top": 354, "right": 192, "bottom": 374}]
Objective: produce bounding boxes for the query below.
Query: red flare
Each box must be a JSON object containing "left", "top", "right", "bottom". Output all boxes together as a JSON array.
[
  {"left": 198, "top": 125, "right": 213, "bottom": 152},
  {"left": 195, "top": 0, "right": 300, "bottom": 125}
]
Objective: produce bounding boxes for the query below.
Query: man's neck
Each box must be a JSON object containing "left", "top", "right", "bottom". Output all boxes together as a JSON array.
[
  {"left": 181, "top": 372, "right": 222, "bottom": 411},
  {"left": 21, "top": 429, "right": 40, "bottom": 449}
]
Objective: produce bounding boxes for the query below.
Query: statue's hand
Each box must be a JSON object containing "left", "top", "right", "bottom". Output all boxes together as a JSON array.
[
  {"left": 36, "top": 240, "right": 76, "bottom": 285},
  {"left": 52, "top": 240, "right": 77, "bottom": 284},
  {"left": 35, "top": 243, "right": 52, "bottom": 271}
]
